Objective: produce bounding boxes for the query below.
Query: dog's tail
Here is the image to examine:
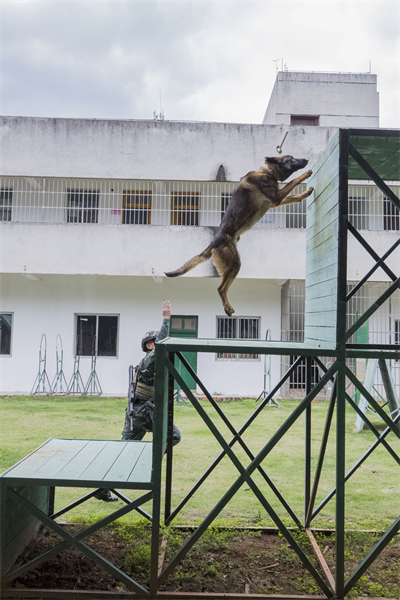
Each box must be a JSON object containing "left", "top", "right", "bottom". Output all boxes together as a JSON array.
[{"left": 165, "top": 243, "right": 213, "bottom": 277}]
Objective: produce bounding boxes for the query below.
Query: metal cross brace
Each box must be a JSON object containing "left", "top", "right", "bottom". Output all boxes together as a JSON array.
[
  {"left": 159, "top": 351, "right": 337, "bottom": 596},
  {"left": 4, "top": 487, "right": 153, "bottom": 595},
  {"left": 166, "top": 354, "right": 307, "bottom": 525}
]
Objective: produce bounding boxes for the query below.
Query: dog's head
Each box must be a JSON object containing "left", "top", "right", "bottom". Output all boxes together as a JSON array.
[{"left": 264, "top": 155, "right": 308, "bottom": 181}]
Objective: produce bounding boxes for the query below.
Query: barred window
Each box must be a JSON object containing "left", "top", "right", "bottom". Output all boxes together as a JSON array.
[
  {"left": 123, "top": 191, "right": 151, "bottom": 224},
  {"left": 216, "top": 316, "right": 260, "bottom": 361},
  {"left": 383, "top": 198, "right": 399, "bottom": 231},
  {"left": 171, "top": 192, "right": 199, "bottom": 226},
  {"left": 0, "top": 189, "right": 12, "bottom": 222},
  {"left": 221, "top": 192, "right": 232, "bottom": 220},
  {"left": 67, "top": 190, "right": 99, "bottom": 223},
  {"left": 349, "top": 196, "right": 368, "bottom": 230}
]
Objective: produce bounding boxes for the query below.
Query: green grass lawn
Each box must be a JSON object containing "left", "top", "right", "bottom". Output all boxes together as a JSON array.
[{"left": 1, "top": 395, "right": 398, "bottom": 529}]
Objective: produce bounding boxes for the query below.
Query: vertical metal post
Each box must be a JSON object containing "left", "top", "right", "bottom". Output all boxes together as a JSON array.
[
  {"left": 304, "top": 357, "right": 312, "bottom": 523},
  {"left": 0, "top": 480, "right": 6, "bottom": 586},
  {"left": 164, "top": 351, "right": 175, "bottom": 522},
  {"left": 336, "top": 361, "right": 346, "bottom": 598},
  {"left": 48, "top": 486, "right": 55, "bottom": 517},
  {"left": 150, "top": 342, "right": 168, "bottom": 597},
  {"left": 335, "top": 128, "right": 350, "bottom": 599}
]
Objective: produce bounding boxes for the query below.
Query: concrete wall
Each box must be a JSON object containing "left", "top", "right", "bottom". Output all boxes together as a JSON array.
[
  {"left": 263, "top": 71, "right": 379, "bottom": 128},
  {"left": 1, "top": 222, "right": 395, "bottom": 282},
  {"left": 0, "top": 274, "right": 282, "bottom": 396},
  {"left": 0, "top": 223, "right": 307, "bottom": 280},
  {"left": 0, "top": 116, "right": 336, "bottom": 181}
]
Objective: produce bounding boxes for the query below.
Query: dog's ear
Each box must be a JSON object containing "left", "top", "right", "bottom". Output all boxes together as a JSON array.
[{"left": 265, "top": 157, "right": 280, "bottom": 165}]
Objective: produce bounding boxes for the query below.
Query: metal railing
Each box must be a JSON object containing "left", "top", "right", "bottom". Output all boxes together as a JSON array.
[{"left": 1, "top": 176, "right": 398, "bottom": 231}]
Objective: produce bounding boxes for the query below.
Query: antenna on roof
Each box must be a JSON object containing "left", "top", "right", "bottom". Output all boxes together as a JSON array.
[{"left": 153, "top": 90, "right": 164, "bottom": 121}]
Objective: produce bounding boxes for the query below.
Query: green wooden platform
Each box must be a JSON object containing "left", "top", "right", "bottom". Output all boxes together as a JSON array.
[
  {"left": 0, "top": 438, "right": 160, "bottom": 595},
  {"left": 1, "top": 438, "right": 153, "bottom": 489}
]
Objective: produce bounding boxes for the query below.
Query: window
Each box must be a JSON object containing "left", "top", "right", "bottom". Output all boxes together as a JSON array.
[
  {"left": 221, "top": 193, "right": 232, "bottom": 220},
  {"left": 289, "top": 355, "right": 321, "bottom": 390},
  {"left": 285, "top": 198, "right": 306, "bottom": 229},
  {"left": 290, "top": 115, "right": 319, "bottom": 126},
  {"left": 0, "top": 314, "right": 12, "bottom": 355},
  {"left": 217, "top": 316, "right": 260, "bottom": 360},
  {"left": 75, "top": 315, "right": 118, "bottom": 357},
  {"left": 123, "top": 191, "right": 152, "bottom": 224},
  {"left": 0, "top": 189, "right": 12, "bottom": 222},
  {"left": 395, "top": 320, "right": 400, "bottom": 346},
  {"left": 349, "top": 197, "right": 368, "bottom": 230},
  {"left": 171, "top": 192, "right": 199, "bottom": 226},
  {"left": 67, "top": 190, "right": 99, "bottom": 223},
  {"left": 384, "top": 198, "right": 399, "bottom": 231}
]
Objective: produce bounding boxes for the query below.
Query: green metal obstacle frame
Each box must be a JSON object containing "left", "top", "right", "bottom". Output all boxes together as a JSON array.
[
  {"left": 0, "top": 128, "right": 399, "bottom": 599},
  {"left": 154, "top": 128, "right": 400, "bottom": 599}
]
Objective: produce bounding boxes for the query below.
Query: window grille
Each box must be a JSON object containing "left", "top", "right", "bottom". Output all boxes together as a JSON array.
[
  {"left": 349, "top": 196, "right": 369, "bottom": 230},
  {"left": 0, "top": 314, "right": 12, "bottom": 355},
  {"left": 75, "top": 315, "right": 118, "bottom": 357},
  {"left": 285, "top": 198, "right": 307, "bottom": 229},
  {"left": 216, "top": 316, "right": 260, "bottom": 361},
  {"left": 123, "top": 191, "right": 152, "bottom": 224},
  {"left": 221, "top": 192, "right": 232, "bottom": 220},
  {"left": 171, "top": 191, "right": 199, "bottom": 226},
  {"left": 0, "top": 176, "right": 397, "bottom": 231},
  {"left": 0, "top": 189, "right": 12, "bottom": 221},
  {"left": 384, "top": 197, "right": 399, "bottom": 231},
  {"left": 67, "top": 190, "right": 99, "bottom": 223}
]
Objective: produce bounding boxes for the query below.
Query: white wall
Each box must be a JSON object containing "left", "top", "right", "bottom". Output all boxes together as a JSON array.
[
  {"left": 0, "top": 116, "right": 336, "bottom": 182},
  {"left": 0, "top": 222, "right": 308, "bottom": 281},
  {"left": 1, "top": 222, "right": 395, "bottom": 283},
  {"left": 0, "top": 274, "right": 283, "bottom": 396},
  {"left": 263, "top": 71, "right": 379, "bottom": 128}
]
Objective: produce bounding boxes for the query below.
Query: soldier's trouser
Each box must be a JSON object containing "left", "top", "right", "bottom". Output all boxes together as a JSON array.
[{"left": 121, "top": 401, "right": 181, "bottom": 446}]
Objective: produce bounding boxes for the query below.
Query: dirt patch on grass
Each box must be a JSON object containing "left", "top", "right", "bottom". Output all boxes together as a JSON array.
[{"left": 10, "top": 523, "right": 400, "bottom": 597}]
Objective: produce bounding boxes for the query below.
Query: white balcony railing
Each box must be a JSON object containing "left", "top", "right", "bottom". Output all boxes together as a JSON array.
[{"left": 0, "top": 176, "right": 399, "bottom": 231}]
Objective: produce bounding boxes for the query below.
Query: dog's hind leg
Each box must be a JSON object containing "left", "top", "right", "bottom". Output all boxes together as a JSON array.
[{"left": 212, "top": 241, "right": 241, "bottom": 317}]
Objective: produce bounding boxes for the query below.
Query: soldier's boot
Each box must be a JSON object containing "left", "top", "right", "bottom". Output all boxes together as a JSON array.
[{"left": 94, "top": 488, "right": 118, "bottom": 502}]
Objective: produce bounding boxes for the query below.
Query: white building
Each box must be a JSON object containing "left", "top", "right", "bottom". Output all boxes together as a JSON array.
[{"left": 0, "top": 71, "right": 398, "bottom": 397}]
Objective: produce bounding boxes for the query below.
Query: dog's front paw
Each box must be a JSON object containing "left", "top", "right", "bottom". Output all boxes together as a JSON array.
[
  {"left": 306, "top": 186, "right": 314, "bottom": 196},
  {"left": 305, "top": 170, "right": 313, "bottom": 179}
]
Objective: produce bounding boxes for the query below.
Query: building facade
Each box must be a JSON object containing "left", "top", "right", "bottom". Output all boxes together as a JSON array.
[{"left": 0, "top": 71, "right": 398, "bottom": 397}]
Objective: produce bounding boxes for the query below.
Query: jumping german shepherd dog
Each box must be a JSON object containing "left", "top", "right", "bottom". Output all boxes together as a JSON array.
[{"left": 165, "top": 155, "right": 314, "bottom": 316}]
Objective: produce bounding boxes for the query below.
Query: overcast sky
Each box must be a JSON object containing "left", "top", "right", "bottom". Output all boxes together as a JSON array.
[{"left": 1, "top": 0, "right": 399, "bottom": 128}]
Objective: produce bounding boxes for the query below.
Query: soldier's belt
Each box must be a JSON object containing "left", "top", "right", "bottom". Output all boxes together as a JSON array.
[{"left": 135, "top": 381, "right": 154, "bottom": 401}]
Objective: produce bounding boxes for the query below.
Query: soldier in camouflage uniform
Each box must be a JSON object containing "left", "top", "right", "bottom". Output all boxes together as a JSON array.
[
  {"left": 122, "top": 300, "right": 181, "bottom": 445},
  {"left": 95, "top": 301, "right": 181, "bottom": 502}
]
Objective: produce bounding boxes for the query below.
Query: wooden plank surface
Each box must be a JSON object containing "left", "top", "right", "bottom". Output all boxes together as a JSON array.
[
  {"left": 28, "top": 439, "right": 93, "bottom": 480},
  {"left": 128, "top": 442, "right": 153, "bottom": 483},
  {"left": 55, "top": 440, "right": 109, "bottom": 480},
  {"left": 2, "top": 439, "right": 153, "bottom": 486},
  {"left": 105, "top": 442, "right": 149, "bottom": 483},
  {"left": 2, "top": 438, "right": 71, "bottom": 478},
  {"left": 305, "top": 132, "right": 340, "bottom": 347}
]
